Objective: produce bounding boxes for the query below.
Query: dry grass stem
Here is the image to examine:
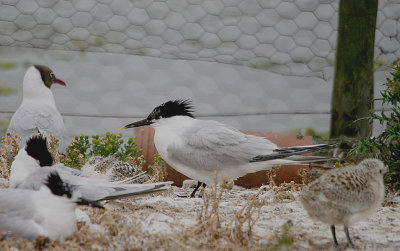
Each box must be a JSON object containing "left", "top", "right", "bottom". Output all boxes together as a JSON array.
[
  {"left": 265, "top": 165, "right": 279, "bottom": 187},
  {"left": 298, "top": 166, "right": 311, "bottom": 185},
  {"left": 48, "top": 135, "right": 61, "bottom": 164},
  {"left": 0, "top": 133, "right": 19, "bottom": 181},
  {"left": 150, "top": 158, "right": 168, "bottom": 183},
  {"left": 266, "top": 165, "right": 312, "bottom": 201},
  {"left": 229, "top": 193, "right": 262, "bottom": 248}
]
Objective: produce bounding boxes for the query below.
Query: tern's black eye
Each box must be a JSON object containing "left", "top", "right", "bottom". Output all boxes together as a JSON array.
[{"left": 148, "top": 108, "right": 161, "bottom": 120}]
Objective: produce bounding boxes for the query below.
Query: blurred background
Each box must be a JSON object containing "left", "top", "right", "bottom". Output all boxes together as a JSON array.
[{"left": 0, "top": 0, "right": 398, "bottom": 144}]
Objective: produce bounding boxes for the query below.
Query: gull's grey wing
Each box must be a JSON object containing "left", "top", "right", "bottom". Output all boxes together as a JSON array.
[
  {"left": 0, "top": 189, "right": 44, "bottom": 240},
  {"left": 167, "top": 120, "right": 278, "bottom": 171},
  {"left": 7, "top": 103, "right": 67, "bottom": 151}
]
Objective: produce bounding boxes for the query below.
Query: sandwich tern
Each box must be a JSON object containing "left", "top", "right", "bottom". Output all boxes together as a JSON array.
[
  {"left": 10, "top": 135, "right": 172, "bottom": 201},
  {"left": 7, "top": 65, "right": 69, "bottom": 153},
  {"left": 300, "top": 159, "right": 387, "bottom": 248},
  {"left": 0, "top": 171, "right": 103, "bottom": 241},
  {"left": 120, "top": 99, "right": 332, "bottom": 197}
]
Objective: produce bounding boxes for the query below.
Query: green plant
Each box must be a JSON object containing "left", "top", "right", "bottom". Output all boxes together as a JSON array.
[
  {"left": 271, "top": 221, "right": 294, "bottom": 251},
  {"left": 61, "top": 132, "right": 144, "bottom": 169},
  {"left": 90, "top": 132, "right": 122, "bottom": 157},
  {"left": 60, "top": 134, "right": 89, "bottom": 168},
  {"left": 0, "top": 62, "right": 16, "bottom": 69},
  {"left": 350, "top": 63, "right": 400, "bottom": 190},
  {"left": 147, "top": 154, "right": 167, "bottom": 181},
  {"left": 118, "top": 136, "right": 143, "bottom": 162},
  {"left": 0, "top": 87, "right": 16, "bottom": 95}
]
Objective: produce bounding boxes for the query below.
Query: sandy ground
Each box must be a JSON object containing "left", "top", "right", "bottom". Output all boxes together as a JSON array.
[{"left": 0, "top": 183, "right": 399, "bottom": 251}]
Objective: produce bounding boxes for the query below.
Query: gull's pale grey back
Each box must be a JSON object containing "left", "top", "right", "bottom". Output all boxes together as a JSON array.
[{"left": 7, "top": 103, "right": 66, "bottom": 150}]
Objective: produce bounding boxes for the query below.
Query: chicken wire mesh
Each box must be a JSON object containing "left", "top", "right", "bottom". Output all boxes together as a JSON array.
[{"left": 1, "top": 0, "right": 399, "bottom": 76}]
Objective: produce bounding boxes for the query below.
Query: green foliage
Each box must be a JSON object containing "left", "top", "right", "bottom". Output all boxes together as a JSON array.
[
  {"left": 118, "top": 136, "right": 143, "bottom": 162},
  {"left": 0, "top": 87, "right": 16, "bottom": 95},
  {"left": 0, "top": 62, "right": 16, "bottom": 69},
  {"left": 0, "top": 120, "right": 9, "bottom": 137},
  {"left": 61, "top": 132, "right": 144, "bottom": 169},
  {"left": 271, "top": 221, "right": 293, "bottom": 251},
  {"left": 60, "top": 134, "right": 90, "bottom": 168},
  {"left": 90, "top": 132, "right": 121, "bottom": 157},
  {"left": 147, "top": 153, "right": 166, "bottom": 176},
  {"left": 350, "top": 63, "right": 400, "bottom": 190}
]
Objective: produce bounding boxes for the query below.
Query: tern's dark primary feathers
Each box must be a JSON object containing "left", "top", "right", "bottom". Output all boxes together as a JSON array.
[{"left": 251, "top": 144, "right": 336, "bottom": 162}]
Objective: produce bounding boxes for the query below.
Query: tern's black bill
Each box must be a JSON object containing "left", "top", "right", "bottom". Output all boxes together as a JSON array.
[
  {"left": 120, "top": 119, "right": 152, "bottom": 129},
  {"left": 77, "top": 198, "right": 104, "bottom": 209}
]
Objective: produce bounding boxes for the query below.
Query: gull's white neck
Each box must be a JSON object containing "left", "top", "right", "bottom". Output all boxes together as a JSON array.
[{"left": 22, "top": 66, "right": 57, "bottom": 108}]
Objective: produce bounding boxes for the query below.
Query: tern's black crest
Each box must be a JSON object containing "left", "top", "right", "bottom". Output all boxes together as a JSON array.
[
  {"left": 147, "top": 99, "right": 194, "bottom": 121},
  {"left": 25, "top": 135, "right": 53, "bottom": 167},
  {"left": 45, "top": 171, "right": 73, "bottom": 198}
]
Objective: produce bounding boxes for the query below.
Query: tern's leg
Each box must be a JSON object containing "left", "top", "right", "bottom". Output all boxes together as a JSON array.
[
  {"left": 344, "top": 225, "right": 355, "bottom": 249},
  {"left": 331, "top": 225, "right": 339, "bottom": 246},
  {"left": 197, "top": 183, "right": 207, "bottom": 198},
  {"left": 190, "top": 181, "right": 203, "bottom": 198}
]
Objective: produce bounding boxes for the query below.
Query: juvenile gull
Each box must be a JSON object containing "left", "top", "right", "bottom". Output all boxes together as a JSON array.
[
  {"left": 299, "top": 158, "right": 387, "bottom": 248},
  {"left": 120, "top": 99, "right": 332, "bottom": 197},
  {"left": 7, "top": 65, "right": 69, "bottom": 153}
]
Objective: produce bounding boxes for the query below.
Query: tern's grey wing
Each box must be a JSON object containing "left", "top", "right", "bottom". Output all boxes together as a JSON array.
[
  {"left": 7, "top": 103, "right": 67, "bottom": 151},
  {"left": 78, "top": 181, "right": 173, "bottom": 201},
  {"left": 15, "top": 164, "right": 87, "bottom": 191},
  {"left": 28, "top": 166, "right": 172, "bottom": 201},
  {"left": 0, "top": 189, "right": 44, "bottom": 239},
  {"left": 167, "top": 120, "right": 277, "bottom": 170},
  {"left": 17, "top": 168, "right": 54, "bottom": 190},
  {"left": 53, "top": 163, "right": 90, "bottom": 177},
  {"left": 55, "top": 170, "right": 172, "bottom": 201}
]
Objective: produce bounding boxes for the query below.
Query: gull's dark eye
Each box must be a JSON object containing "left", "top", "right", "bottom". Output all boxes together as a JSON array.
[{"left": 50, "top": 72, "right": 55, "bottom": 79}]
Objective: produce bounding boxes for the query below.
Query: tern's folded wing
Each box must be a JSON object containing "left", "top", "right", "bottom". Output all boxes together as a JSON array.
[{"left": 167, "top": 120, "right": 278, "bottom": 170}]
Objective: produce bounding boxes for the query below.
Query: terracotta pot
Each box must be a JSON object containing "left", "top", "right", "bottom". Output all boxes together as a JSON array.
[{"left": 134, "top": 126, "right": 312, "bottom": 188}]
